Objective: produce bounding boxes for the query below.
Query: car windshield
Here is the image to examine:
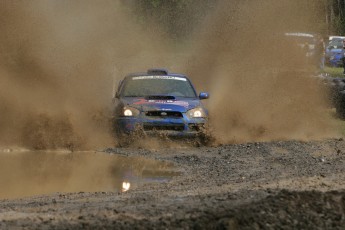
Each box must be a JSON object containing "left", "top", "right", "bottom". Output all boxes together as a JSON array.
[
  {"left": 328, "top": 40, "right": 343, "bottom": 49},
  {"left": 121, "top": 76, "right": 197, "bottom": 98}
]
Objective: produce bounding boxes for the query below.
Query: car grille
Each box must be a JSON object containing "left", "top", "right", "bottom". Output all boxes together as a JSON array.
[
  {"left": 143, "top": 124, "right": 185, "bottom": 131},
  {"left": 145, "top": 111, "right": 183, "bottom": 118}
]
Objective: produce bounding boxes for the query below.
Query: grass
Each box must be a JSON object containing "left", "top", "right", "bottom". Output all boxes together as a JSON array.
[{"left": 322, "top": 66, "right": 344, "bottom": 77}]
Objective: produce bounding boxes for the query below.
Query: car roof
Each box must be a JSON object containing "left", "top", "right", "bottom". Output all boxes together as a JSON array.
[
  {"left": 124, "top": 69, "right": 188, "bottom": 79},
  {"left": 329, "top": 36, "right": 345, "bottom": 41},
  {"left": 125, "top": 73, "right": 187, "bottom": 78}
]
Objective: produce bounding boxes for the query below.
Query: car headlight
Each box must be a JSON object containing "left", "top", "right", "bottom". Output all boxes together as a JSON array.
[
  {"left": 122, "top": 106, "right": 140, "bottom": 117},
  {"left": 187, "top": 107, "right": 206, "bottom": 118}
]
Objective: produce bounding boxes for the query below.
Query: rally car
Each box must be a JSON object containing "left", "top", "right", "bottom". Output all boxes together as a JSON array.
[{"left": 112, "top": 69, "right": 210, "bottom": 145}]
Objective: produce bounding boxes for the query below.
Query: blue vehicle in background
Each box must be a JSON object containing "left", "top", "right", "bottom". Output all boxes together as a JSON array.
[
  {"left": 284, "top": 32, "right": 325, "bottom": 69},
  {"left": 112, "top": 69, "right": 210, "bottom": 146},
  {"left": 325, "top": 38, "right": 344, "bottom": 67}
]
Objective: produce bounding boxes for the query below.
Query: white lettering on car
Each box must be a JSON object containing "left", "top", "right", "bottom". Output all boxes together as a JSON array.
[
  {"left": 134, "top": 98, "right": 189, "bottom": 108},
  {"left": 132, "top": 76, "right": 187, "bottom": 81}
]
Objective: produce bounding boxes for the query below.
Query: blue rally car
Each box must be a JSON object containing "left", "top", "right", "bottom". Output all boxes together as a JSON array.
[{"left": 112, "top": 69, "right": 209, "bottom": 145}]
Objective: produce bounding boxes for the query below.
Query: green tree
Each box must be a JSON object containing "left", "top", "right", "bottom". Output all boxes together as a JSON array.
[
  {"left": 322, "top": 0, "right": 345, "bottom": 35},
  {"left": 124, "top": 0, "right": 345, "bottom": 37},
  {"left": 123, "top": 0, "right": 218, "bottom": 39}
]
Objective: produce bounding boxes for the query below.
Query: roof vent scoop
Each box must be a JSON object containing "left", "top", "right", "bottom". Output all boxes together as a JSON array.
[{"left": 147, "top": 68, "right": 169, "bottom": 75}]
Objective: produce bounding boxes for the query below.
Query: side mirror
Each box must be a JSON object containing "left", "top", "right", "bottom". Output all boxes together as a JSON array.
[{"left": 199, "top": 92, "right": 209, "bottom": 100}]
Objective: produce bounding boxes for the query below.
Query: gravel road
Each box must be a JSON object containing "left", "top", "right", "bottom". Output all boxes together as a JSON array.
[{"left": 1, "top": 139, "right": 345, "bottom": 229}]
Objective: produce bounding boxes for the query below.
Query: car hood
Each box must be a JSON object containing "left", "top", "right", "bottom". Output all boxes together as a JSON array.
[
  {"left": 120, "top": 97, "right": 202, "bottom": 113},
  {"left": 327, "top": 48, "right": 343, "bottom": 54}
]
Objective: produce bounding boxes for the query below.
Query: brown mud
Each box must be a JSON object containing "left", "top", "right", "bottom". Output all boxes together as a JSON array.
[
  {"left": 1, "top": 1, "right": 345, "bottom": 229},
  {"left": 0, "top": 150, "right": 176, "bottom": 200},
  {"left": 1, "top": 139, "right": 345, "bottom": 229}
]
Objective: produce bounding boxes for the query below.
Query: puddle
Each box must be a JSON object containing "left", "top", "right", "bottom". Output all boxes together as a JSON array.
[{"left": 0, "top": 150, "right": 179, "bottom": 199}]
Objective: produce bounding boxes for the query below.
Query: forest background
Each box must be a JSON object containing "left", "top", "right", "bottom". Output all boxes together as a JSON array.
[{"left": 123, "top": 0, "right": 345, "bottom": 39}]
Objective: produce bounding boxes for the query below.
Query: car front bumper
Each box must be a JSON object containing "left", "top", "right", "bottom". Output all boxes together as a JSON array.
[{"left": 114, "top": 115, "right": 207, "bottom": 138}]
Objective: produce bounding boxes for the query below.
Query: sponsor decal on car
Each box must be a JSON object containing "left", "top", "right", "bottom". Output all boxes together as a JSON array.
[
  {"left": 132, "top": 76, "right": 187, "bottom": 81},
  {"left": 133, "top": 98, "right": 189, "bottom": 108}
]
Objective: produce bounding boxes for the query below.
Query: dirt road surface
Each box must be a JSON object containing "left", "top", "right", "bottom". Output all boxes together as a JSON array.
[{"left": 0, "top": 139, "right": 345, "bottom": 229}]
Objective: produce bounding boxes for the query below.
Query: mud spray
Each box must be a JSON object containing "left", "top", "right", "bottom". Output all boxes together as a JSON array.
[
  {"left": 184, "top": 0, "right": 338, "bottom": 143},
  {"left": 0, "top": 0, "right": 172, "bottom": 150},
  {"left": 0, "top": 0, "right": 339, "bottom": 150}
]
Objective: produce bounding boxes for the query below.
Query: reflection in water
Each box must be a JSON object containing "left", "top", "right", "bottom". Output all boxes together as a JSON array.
[
  {"left": 122, "top": 181, "right": 131, "bottom": 192},
  {"left": 0, "top": 151, "right": 179, "bottom": 199}
]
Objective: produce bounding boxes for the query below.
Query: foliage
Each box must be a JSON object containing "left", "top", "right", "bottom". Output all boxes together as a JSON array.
[
  {"left": 124, "top": 0, "right": 345, "bottom": 37},
  {"left": 323, "top": 0, "right": 345, "bottom": 35},
  {"left": 323, "top": 67, "right": 344, "bottom": 77},
  {"left": 123, "top": 0, "right": 218, "bottom": 39}
]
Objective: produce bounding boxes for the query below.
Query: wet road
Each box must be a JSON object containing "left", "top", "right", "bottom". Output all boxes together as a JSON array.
[{"left": 0, "top": 150, "right": 177, "bottom": 199}]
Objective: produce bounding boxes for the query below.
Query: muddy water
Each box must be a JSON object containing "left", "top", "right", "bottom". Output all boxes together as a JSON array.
[{"left": 0, "top": 150, "right": 178, "bottom": 199}]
